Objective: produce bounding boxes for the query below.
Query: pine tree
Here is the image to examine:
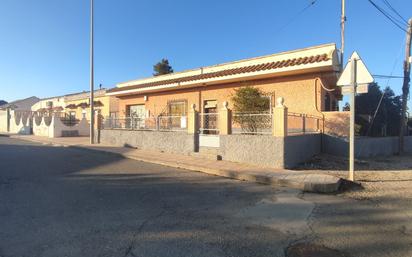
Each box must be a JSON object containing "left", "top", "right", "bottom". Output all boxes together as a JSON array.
[{"left": 153, "top": 59, "right": 174, "bottom": 76}]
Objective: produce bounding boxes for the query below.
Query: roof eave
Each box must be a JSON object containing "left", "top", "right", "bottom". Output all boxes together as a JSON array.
[{"left": 107, "top": 62, "right": 338, "bottom": 97}]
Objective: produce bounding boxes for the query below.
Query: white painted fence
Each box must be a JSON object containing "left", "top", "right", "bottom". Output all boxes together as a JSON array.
[
  {"left": 9, "top": 111, "right": 32, "bottom": 135},
  {"left": 0, "top": 110, "right": 9, "bottom": 133},
  {"left": 33, "top": 114, "right": 90, "bottom": 138}
]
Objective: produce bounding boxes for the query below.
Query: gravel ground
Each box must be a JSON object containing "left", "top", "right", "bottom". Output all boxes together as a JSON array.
[{"left": 299, "top": 154, "right": 412, "bottom": 257}]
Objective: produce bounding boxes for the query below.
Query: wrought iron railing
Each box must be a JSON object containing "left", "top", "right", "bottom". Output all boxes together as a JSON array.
[
  {"left": 199, "top": 113, "right": 219, "bottom": 134},
  {"left": 287, "top": 112, "right": 323, "bottom": 134},
  {"left": 158, "top": 115, "right": 187, "bottom": 131},
  {"left": 102, "top": 116, "right": 187, "bottom": 132},
  {"left": 232, "top": 112, "right": 272, "bottom": 135}
]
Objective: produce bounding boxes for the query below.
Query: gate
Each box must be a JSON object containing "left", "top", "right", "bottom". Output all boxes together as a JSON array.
[{"left": 199, "top": 112, "right": 220, "bottom": 147}]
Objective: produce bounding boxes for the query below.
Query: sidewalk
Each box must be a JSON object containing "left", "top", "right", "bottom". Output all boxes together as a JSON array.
[{"left": 9, "top": 134, "right": 342, "bottom": 193}]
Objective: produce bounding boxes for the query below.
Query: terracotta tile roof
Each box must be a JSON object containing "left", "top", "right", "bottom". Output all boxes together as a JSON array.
[{"left": 107, "top": 53, "right": 330, "bottom": 94}]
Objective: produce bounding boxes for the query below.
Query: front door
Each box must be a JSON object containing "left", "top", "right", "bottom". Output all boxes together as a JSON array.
[
  {"left": 199, "top": 100, "right": 220, "bottom": 148},
  {"left": 202, "top": 100, "right": 218, "bottom": 135},
  {"left": 127, "top": 104, "right": 146, "bottom": 129}
]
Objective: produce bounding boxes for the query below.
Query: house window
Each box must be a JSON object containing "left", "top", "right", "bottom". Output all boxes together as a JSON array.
[
  {"left": 168, "top": 101, "right": 187, "bottom": 116},
  {"left": 127, "top": 104, "right": 146, "bottom": 118}
]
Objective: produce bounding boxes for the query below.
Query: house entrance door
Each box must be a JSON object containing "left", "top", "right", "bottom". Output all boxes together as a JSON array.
[
  {"left": 128, "top": 104, "right": 146, "bottom": 129},
  {"left": 199, "top": 100, "right": 220, "bottom": 148}
]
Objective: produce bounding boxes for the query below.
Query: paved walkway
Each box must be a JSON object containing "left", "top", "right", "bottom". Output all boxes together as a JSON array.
[{"left": 7, "top": 134, "right": 342, "bottom": 193}]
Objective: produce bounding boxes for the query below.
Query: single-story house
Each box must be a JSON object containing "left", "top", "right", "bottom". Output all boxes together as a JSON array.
[
  {"left": 31, "top": 95, "right": 66, "bottom": 113},
  {"left": 64, "top": 89, "right": 119, "bottom": 120},
  {"left": 106, "top": 43, "right": 342, "bottom": 122}
]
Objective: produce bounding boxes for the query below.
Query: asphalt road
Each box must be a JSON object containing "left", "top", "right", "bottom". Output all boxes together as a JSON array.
[
  {"left": 1, "top": 136, "right": 412, "bottom": 257},
  {"left": 0, "top": 136, "right": 293, "bottom": 257}
]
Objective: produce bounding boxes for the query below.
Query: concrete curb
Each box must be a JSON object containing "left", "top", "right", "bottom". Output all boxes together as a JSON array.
[{"left": 10, "top": 135, "right": 342, "bottom": 193}]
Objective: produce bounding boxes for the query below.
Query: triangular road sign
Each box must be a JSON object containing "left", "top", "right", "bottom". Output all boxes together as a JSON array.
[{"left": 337, "top": 52, "right": 374, "bottom": 87}]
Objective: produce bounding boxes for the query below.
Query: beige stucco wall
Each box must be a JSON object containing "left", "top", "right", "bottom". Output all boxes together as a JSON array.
[
  {"left": 323, "top": 111, "right": 350, "bottom": 137},
  {"left": 117, "top": 72, "right": 339, "bottom": 117}
]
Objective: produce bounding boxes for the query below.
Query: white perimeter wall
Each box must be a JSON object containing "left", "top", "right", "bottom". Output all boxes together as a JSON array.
[
  {"left": 33, "top": 115, "right": 90, "bottom": 138},
  {"left": 0, "top": 110, "right": 9, "bottom": 132}
]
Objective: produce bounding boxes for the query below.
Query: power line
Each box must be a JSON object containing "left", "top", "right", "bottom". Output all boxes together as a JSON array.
[
  {"left": 366, "top": 45, "right": 403, "bottom": 136},
  {"left": 373, "top": 74, "right": 405, "bottom": 79},
  {"left": 367, "top": 0, "right": 407, "bottom": 33},
  {"left": 381, "top": 0, "right": 408, "bottom": 24},
  {"left": 274, "top": 0, "right": 318, "bottom": 33}
]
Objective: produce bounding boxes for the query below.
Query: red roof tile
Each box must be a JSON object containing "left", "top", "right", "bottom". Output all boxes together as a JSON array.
[{"left": 107, "top": 53, "right": 330, "bottom": 94}]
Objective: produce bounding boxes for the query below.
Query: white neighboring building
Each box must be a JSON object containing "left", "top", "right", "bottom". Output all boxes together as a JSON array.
[
  {"left": 0, "top": 96, "right": 39, "bottom": 112},
  {"left": 31, "top": 95, "right": 66, "bottom": 113}
]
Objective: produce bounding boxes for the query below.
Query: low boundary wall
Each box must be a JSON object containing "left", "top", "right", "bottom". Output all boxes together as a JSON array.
[
  {"left": 99, "top": 129, "right": 197, "bottom": 154},
  {"left": 33, "top": 115, "right": 90, "bottom": 138},
  {"left": 322, "top": 135, "right": 412, "bottom": 158},
  {"left": 9, "top": 111, "right": 32, "bottom": 135},
  {"left": 219, "top": 135, "right": 284, "bottom": 168},
  {"left": 99, "top": 129, "right": 322, "bottom": 168},
  {"left": 0, "top": 110, "right": 10, "bottom": 133},
  {"left": 284, "top": 134, "right": 321, "bottom": 167}
]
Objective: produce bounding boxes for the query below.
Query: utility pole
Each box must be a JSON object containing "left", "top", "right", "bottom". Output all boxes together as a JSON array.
[
  {"left": 89, "top": 0, "right": 95, "bottom": 144},
  {"left": 399, "top": 18, "right": 412, "bottom": 154},
  {"left": 340, "top": 0, "right": 346, "bottom": 69}
]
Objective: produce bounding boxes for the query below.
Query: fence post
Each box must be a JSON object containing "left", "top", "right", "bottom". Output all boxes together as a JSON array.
[
  {"left": 219, "top": 101, "right": 231, "bottom": 135},
  {"left": 188, "top": 104, "right": 198, "bottom": 134},
  {"left": 273, "top": 97, "right": 288, "bottom": 137}
]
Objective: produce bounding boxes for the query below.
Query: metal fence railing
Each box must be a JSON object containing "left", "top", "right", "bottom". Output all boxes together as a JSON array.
[
  {"left": 158, "top": 115, "right": 187, "bottom": 131},
  {"left": 287, "top": 112, "right": 323, "bottom": 135},
  {"left": 199, "top": 113, "right": 219, "bottom": 134},
  {"left": 232, "top": 112, "right": 272, "bottom": 135},
  {"left": 60, "top": 118, "right": 80, "bottom": 127},
  {"left": 102, "top": 116, "right": 187, "bottom": 132}
]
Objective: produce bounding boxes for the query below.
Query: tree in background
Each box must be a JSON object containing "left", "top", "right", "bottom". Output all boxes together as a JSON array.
[
  {"left": 231, "top": 87, "right": 270, "bottom": 133},
  {"left": 153, "top": 59, "right": 173, "bottom": 76},
  {"left": 355, "top": 83, "right": 402, "bottom": 137},
  {"left": 0, "top": 100, "right": 7, "bottom": 106},
  {"left": 342, "top": 102, "right": 350, "bottom": 111}
]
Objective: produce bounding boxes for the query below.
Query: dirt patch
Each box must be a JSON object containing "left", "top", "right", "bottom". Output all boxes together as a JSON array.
[{"left": 296, "top": 153, "right": 412, "bottom": 172}]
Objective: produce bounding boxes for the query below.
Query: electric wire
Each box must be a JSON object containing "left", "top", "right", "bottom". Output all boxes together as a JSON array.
[
  {"left": 274, "top": 0, "right": 318, "bottom": 34},
  {"left": 381, "top": 0, "right": 408, "bottom": 24},
  {"left": 366, "top": 45, "right": 403, "bottom": 136},
  {"left": 367, "top": 0, "right": 407, "bottom": 33}
]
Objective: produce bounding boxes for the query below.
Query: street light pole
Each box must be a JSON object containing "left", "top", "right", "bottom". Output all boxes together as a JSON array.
[
  {"left": 340, "top": 0, "right": 346, "bottom": 69},
  {"left": 89, "top": 0, "right": 95, "bottom": 144}
]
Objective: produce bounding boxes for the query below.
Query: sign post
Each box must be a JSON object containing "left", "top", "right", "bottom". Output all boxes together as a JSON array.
[
  {"left": 349, "top": 57, "right": 356, "bottom": 181},
  {"left": 337, "top": 52, "right": 374, "bottom": 181}
]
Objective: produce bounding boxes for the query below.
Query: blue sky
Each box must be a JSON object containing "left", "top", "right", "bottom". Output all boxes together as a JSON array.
[{"left": 0, "top": 0, "right": 411, "bottom": 107}]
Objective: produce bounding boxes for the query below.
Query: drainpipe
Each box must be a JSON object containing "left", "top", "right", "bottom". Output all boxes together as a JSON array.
[{"left": 314, "top": 77, "right": 326, "bottom": 153}]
